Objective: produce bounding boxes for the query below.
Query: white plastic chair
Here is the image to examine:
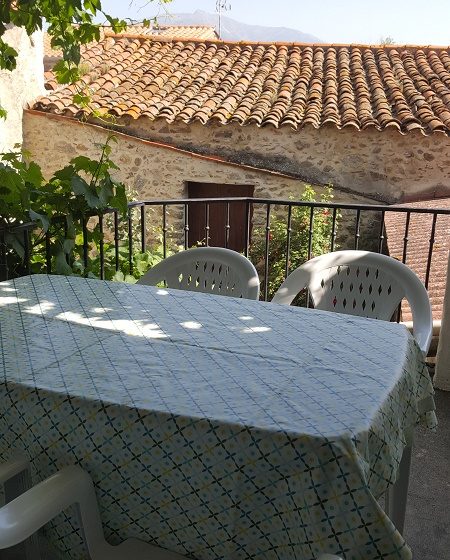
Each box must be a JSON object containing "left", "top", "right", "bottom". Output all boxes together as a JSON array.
[
  {"left": 272, "top": 250, "right": 432, "bottom": 354},
  {"left": 137, "top": 247, "right": 260, "bottom": 300},
  {"left": 0, "top": 461, "right": 187, "bottom": 560},
  {"left": 0, "top": 458, "right": 343, "bottom": 560}
]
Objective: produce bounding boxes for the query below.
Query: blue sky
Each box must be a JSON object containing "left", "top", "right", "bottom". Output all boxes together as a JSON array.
[{"left": 101, "top": 0, "right": 450, "bottom": 45}]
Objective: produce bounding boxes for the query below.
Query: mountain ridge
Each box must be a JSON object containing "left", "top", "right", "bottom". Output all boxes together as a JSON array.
[{"left": 157, "top": 10, "right": 322, "bottom": 43}]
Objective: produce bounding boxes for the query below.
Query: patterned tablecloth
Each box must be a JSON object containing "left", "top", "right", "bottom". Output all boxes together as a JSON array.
[{"left": 0, "top": 275, "right": 436, "bottom": 560}]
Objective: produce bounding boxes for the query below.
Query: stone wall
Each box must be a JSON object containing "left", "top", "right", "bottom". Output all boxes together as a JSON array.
[
  {"left": 24, "top": 111, "right": 393, "bottom": 255},
  {"left": 116, "top": 117, "right": 450, "bottom": 203},
  {"left": 24, "top": 111, "right": 375, "bottom": 206},
  {"left": 0, "top": 27, "right": 44, "bottom": 153},
  {"left": 26, "top": 107, "right": 450, "bottom": 203}
]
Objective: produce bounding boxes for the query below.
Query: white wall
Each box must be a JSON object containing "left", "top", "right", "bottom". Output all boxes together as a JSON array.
[{"left": 0, "top": 26, "right": 44, "bottom": 153}]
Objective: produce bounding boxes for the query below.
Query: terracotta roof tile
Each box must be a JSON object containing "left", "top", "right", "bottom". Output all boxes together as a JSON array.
[
  {"left": 385, "top": 198, "right": 450, "bottom": 322},
  {"left": 43, "top": 25, "right": 217, "bottom": 58},
  {"left": 35, "top": 36, "right": 450, "bottom": 134}
]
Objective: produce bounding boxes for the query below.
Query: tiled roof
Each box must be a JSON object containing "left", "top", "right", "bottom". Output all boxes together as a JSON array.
[
  {"left": 385, "top": 198, "right": 450, "bottom": 321},
  {"left": 35, "top": 36, "right": 450, "bottom": 134},
  {"left": 121, "top": 25, "right": 218, "bottom": 40},
  {"left": 43, "top": 25, "right": 217, "bottom": 57}
]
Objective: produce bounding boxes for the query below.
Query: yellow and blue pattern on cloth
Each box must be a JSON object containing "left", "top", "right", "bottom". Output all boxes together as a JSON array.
[{"left": 0, "top": 275, "right": 436, "bottom": 560}]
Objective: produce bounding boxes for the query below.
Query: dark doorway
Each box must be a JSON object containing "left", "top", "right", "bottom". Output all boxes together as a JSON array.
[{"left": 186, "top": 182, "right": 254, "bottom": 252}]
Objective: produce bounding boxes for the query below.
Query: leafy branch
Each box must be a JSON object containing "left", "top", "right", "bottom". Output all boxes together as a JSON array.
[
  {"left": 0, "top": 0, "right": 171, "bottom": 117},
  {"left": 0, "top": 137, "right": 128, "bottom": 277},
  {"left": 249, "top": 185, "right": 339, "bottom": 301}
]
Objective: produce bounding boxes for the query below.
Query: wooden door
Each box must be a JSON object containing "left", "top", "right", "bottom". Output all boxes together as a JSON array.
[{"left": 187, "top": 182, "right": 254, "bottom": 252}]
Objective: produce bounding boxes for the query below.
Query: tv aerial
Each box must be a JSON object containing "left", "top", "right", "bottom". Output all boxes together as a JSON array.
[{"left": 216, "top": 1, "right": 231, "bottom": 39}]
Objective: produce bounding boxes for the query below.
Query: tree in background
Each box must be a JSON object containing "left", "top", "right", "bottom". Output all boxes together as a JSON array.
[{"left": 380, "top": 36, "right": 395, "bottom": 45}]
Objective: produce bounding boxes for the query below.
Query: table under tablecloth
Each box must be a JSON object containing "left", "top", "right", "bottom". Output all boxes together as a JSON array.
[{"left": 0, "top": 275, "right": 436, "bottom": 560}]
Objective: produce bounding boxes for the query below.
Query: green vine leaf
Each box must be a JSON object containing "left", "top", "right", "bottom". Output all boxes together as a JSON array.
[
  {"left": 0, "top": 39, "right": 17, "bottom": 71},
  {"left": 110, "top": 183, "right": 128, "bottom": 217},
  {"left": 66, "top": 214, "right": 76, "bottom": 239},
  {"left": 71, "top": 175, "right": 100, "bottom": 208},
  {"left": 4, "top": 233, "right": 24, "bottom": 260},
  {"left": 113, "top": 270, "right": 125, "bottom": 282},
  {"left": 24, "top": 162, "right": 44, "bottom": 188},
  {"left": 55, "top": 247, "right": 73, "bottom": 275},
  {"left": 53, "top": 59, "right": 81, "bottom": 84},
  {"left": 98, "top": 180, "right": 114, "bottom": 206},
  {"left": 1, "top": 141, "right": 129, "bottom": 279},
  {"left": 29, "top": 209, "right": 50, "bottom": 233},
  {"left": 63, "top": 239, "right": 75, "bottom": 254},
  {"left": 71, "top": 155, "right": 99, "bottom": 174}
]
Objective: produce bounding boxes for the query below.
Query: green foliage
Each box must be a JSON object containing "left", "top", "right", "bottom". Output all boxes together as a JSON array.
[
  {"left": 0, "top": 39, "right": 17, "bottom": 71},
  {"left": 249, "top": 185, "right": 339, "bottom": 301},
  {"left": 1, "top": 1, "right": 124, "bottom": 80},
  {"left": 78, "top": 228, "right": 182, "bottom": 284},
  {"left": 75, "top": 192, "right": 183, "bottom": 283},
  {"left": 0, "top": 1, "right": 170, "bottom": 115},
  {"left": 0, "top": 137, "right": 128, "bottom": 278}
]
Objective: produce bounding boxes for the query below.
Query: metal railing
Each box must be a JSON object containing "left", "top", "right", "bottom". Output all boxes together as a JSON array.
[{"left": 1, "top": 197, "right": 450, "bottom": 302}]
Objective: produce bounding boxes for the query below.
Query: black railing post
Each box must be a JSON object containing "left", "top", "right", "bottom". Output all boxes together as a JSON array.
[
  {"left": 307, "top": 207, "right": 315, "bottom": 260},
  {"left": 63, "top": 220, "right": 69, "bottom": 265},
  {"left": 140, "top": 205, "right": 146, "bottom": 254},
  {"left": 45, "top": 232, "right": 51, "bottom": 274},
  {"left": 244, "top": 200, "right": 251, "bottom": 258},
  {"left": 23, "top": 230, "right": 30, "bottom": 276},
  {"left": 114, "top": 211, "right": 119, "bottom": 272},
  {"left": 225, "top": 203, "right": 230, "bottom": 249},
  {"left": 205, "top": 203, "right": 210, "bottom": 247},
  {"left": 128, "top": 208, "right": 133, "bottom": 275},
  {"left": 82, "top": 216, "right": 88, "bottom": 270},
  {"left": 378, "top": 210, "right": 385, "bottom": 253},
  {"left": 184, "top": 203, "right": 189, "bottom": 250},
  {"left": 354, "top": 209, "right": 361, "bottom": 250},
  {"left": 331, "top": 207, "right": 338, "bottom": 252},
  {"left": 264, "top": 204, "right": 271, "bottom": 301},
  {"left": 285, "top": 204, "right": 293, "bottom": 278},
  {"left": 425, "top": 213, "right": 438, "bottom": 289},
  {"left": 0, "top": 230, "right": 8, "bottom": 281},
  {"left": 99, "top": 216, "right": 104, "bottom": 280},
  {"left": 402, "top": 212, "right": 411, "bottom": 264},
  {"left": 162, "top": 204, "right": 167, "bottom": 259}
]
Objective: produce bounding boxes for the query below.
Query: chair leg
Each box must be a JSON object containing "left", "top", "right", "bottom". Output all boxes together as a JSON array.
[{"left": 387, "top": 443, "right": 413, "bottom": 535}]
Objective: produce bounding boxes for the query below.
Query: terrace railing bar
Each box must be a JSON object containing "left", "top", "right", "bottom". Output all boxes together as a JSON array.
[{"left": 1, "top": 198, "right": 450, "bottom": 304}]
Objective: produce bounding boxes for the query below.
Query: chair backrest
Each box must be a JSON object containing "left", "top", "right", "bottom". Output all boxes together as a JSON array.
[
  {"left": 272, "top": 250, "right": 432, "bottom": 354},
  {"left": 137, "top": 247, "right": 260, "bottom": 300}
]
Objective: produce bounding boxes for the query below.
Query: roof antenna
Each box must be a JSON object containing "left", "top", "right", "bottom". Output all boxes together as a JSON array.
[{"left": 216, "top": 0, "right": 231, "bottom": 39}]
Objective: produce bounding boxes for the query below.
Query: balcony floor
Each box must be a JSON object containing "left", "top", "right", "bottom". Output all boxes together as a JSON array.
[{"left": 405, "top": 388, "right": 450, "bottom": 559}]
